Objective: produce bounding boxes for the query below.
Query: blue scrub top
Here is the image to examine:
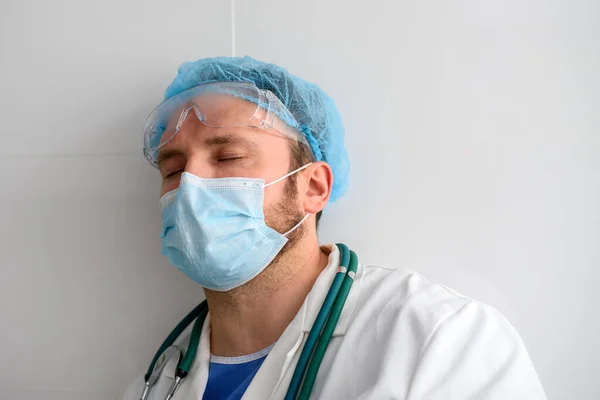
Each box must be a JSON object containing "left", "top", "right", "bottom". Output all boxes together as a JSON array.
[{"left": 202, "top": 344, "right": 273, "bottom": 400}]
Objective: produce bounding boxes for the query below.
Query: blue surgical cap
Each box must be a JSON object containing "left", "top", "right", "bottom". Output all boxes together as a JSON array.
[{"left": 164, "top": 56, "right": 349, "bottom": 202}]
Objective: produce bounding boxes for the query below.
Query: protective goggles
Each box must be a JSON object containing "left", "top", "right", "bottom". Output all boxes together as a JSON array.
[{"left": 142, "top": 81, "right": 308, "bottom": 167}]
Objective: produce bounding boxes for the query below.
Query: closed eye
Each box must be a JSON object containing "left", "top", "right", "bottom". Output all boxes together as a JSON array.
[
  {"left": 219, "top": 156, "right": 243, "bottom": 162},
  {"left": 164, "top": 170, "right": 183, "bottom": 179}
]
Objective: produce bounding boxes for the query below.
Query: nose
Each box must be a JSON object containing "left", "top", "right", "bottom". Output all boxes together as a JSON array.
[{"left": 183, "top": 155, "right": 218, "bottom": 179}]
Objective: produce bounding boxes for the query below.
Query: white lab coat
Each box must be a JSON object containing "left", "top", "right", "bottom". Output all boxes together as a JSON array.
[{"left": 123, "top": 244, "right": 546, "bottom": 399}]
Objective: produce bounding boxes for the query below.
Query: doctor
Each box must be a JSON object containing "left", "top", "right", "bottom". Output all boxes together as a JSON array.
[{"left": 124, "top": 56, "right": 546, "bottom": 399}]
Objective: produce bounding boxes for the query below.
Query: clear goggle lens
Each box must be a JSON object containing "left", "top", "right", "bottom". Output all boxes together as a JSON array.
[{"left": 142, "top": 82, "right": 308, "bottom": 166}]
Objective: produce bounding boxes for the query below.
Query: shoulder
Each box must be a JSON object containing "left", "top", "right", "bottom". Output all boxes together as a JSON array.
[
  {"left": 355, "top": 265, "right": 547, "bottom": 398},
  {"left": 352, "top": 263, "right": 521, "bottom": 349},
  {"left": 356, "top": 264, "right": 472, "bottom": 327}
]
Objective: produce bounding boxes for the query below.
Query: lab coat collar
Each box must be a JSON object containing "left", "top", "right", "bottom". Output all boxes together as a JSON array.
[{"left": 302, "top": 244, "right": 362, "bottom": 336}]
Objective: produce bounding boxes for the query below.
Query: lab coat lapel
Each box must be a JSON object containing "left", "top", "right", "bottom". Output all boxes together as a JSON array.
[
  {"left": 173, "top": 313, "right": 212, "bottom": 399},
  {"left": 242, "top": 245, "right": 350, "bottom": 399},
  {"left": 241, "top": 299, "right": 308, "bottom": 399}
]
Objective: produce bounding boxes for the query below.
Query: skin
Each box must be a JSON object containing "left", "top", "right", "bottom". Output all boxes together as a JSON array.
[{"left": 156, "top": 96, "right": 334, "bottom": 357}]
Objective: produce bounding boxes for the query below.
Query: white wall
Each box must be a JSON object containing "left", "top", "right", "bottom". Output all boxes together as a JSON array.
[
  {"left": 1, "top": 0, "right": 598, "bottom": 399},
  {"left": 0, "top": 1, "right": 230, "bottom": 399}
]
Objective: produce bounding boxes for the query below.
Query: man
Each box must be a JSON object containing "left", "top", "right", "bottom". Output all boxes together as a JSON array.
[{"left": 124, "top": 56, "right": 546, "bottom": 399}]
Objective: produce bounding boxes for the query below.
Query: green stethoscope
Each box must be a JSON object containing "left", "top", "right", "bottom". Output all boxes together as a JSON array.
[{"left": 140, "top": 243, "right": 358, "bottom": 400}]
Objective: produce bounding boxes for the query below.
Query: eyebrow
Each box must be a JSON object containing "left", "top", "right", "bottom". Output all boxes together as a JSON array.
[
  {"left": 156, "top": 148, "right": 183, "bottom": 167},
  {"left": 203, "top": 134, "right": 258, "bottom": 148},
  {"left": 156, "top": 133, "right": 259, "bottom": 167}
]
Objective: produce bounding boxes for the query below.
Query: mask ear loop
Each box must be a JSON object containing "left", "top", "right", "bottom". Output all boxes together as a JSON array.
[
  {"left": 283, "top": 213, "right": 311, "bottom": 236},
  {"left": 264, "top": 163, "right": 313, "bottom": 236},
  {"left": 265, "top": 163, "right": 313, "bottom": 188}
]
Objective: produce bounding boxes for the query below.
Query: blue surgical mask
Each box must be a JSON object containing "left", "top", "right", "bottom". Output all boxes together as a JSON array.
[{"left": 159, "top": 164, "right": 312, "bottom": 291}]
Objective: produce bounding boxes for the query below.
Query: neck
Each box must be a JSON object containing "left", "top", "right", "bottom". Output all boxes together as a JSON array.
[{"left": 205, "top": 234, "right": 330, "bottom": 357}]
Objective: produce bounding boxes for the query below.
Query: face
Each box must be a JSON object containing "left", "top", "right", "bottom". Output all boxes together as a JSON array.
[{"left": 156, "top": 95, "right": 307, "bottom": 236}]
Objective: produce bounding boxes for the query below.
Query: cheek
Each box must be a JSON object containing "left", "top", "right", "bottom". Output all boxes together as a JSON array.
[
  {"left": 160, "top": 178, "right": 181, "bottom": 197},
  {"left": 262, "top": 184, "right": 286, "bottom": 214},
  {"left": 263, "top": 178, "right": 301, "bottom": 215}
]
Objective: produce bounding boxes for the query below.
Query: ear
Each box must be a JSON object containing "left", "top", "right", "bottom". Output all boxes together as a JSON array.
[{"left": 301, "top": 162, "right": 333, "bottom": 214}]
